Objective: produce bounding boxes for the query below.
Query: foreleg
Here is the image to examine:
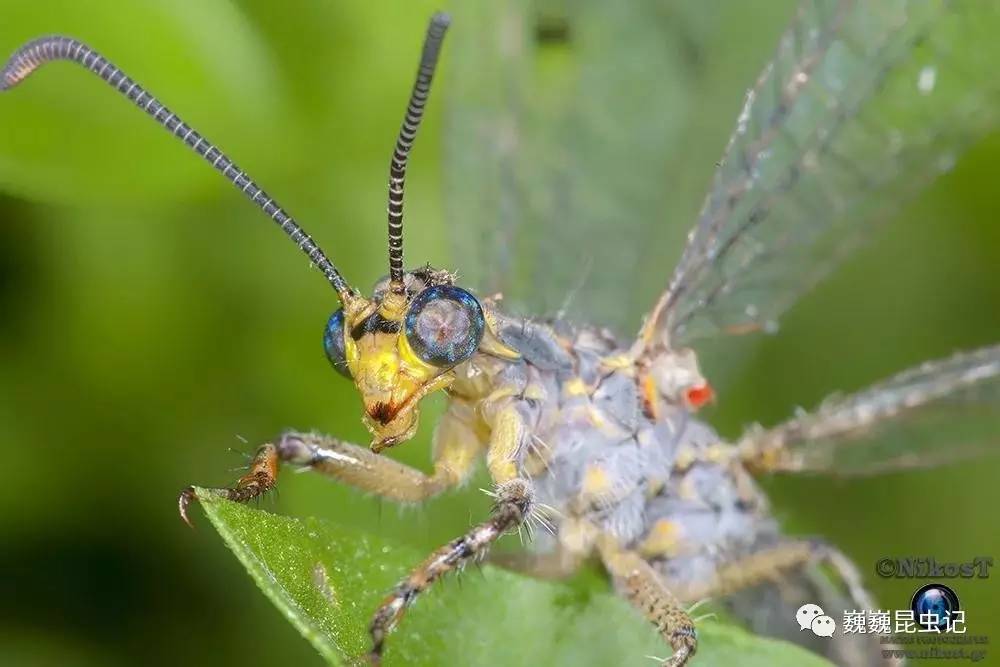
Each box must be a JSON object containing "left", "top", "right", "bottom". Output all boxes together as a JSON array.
[
  {"left": 367, "top": 399, "right": 534, "bottom": 662},
  {"left": 179, "top": 426, "right": 481, "bottom": 524}
]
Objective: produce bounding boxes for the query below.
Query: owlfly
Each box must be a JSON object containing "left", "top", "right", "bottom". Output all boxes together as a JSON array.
[{"left": 2, "top": 2, "right": 998, "bottom": 665}]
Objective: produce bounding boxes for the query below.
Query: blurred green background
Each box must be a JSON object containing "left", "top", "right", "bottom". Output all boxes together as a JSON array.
[{"left": 0, "top": 1, "right": 997, "bottom": 666}]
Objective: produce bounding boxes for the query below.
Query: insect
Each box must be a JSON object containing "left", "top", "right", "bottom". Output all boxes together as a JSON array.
[{"left": 2, "top": 2, "right": 998, "bottom": 666}]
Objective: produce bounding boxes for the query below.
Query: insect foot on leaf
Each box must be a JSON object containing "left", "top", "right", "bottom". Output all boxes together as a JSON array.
[
  {"left": 178, "top": 443, "right": 278, "bottom": 527},
  {"left": 367, "top": 477, "right": 534, "bottom": 662}
]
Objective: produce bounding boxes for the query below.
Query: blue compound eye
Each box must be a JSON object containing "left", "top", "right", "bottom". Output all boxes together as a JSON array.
[
  {"left": 405, "top": 285, "right": 484, "bottom": 368},
  {"left": 323, "top": 309, "right": 351, "bottom": 378}
]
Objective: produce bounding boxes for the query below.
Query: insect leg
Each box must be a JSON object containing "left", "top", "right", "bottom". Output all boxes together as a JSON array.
[
  {"left": 367, "top": 478, "right": 533, "bottom": 663},
  {"left": 276, "top": 428, "right": 479, "bottom": 503},
  {"left": 675, "top": 539, "right": 874, "bottom": 611},
  {"left": 367, "top": 399, "right": 533, "bottom": 662},
  {"left": 674, "top": 540, "right": 816, "bottom": 602},
  {"left": 667, "top": 541, "right": 885, "bottom": 667},
  {"left": 812, "top": 542, "right": 876, "bottom": 612},
  {"left": 599, "top": 539, "right": 697, "bottom": 667},
  {"left": 736, "top": 344, "right": 1000, "bottom": 476},
  {"left": 179, "top": 442, "right": 279, "bottom": 526},
  {"left": 179, "top": 422, "right": 483, "bottom": 525}
]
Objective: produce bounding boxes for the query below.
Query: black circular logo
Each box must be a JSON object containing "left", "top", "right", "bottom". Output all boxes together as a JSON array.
[{"left": 910, "top": 583, "right": 960, "bottom": 631}]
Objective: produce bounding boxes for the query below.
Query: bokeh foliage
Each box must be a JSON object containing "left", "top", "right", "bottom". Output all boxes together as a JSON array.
[{"left": 0, "top": 2, "right": 997, "bottom": 666}]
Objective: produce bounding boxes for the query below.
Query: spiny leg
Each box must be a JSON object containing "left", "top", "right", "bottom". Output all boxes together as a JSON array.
[
  {"left": 178, "top": 427, "right": 481, "bottom": 524},
  {"left": 368, "top": 478, "right": 533, "bottom": 663},
  {"left": 673, "top": 540, "right": 817, "bottom": 603},
  {"left": 669, "top": 540, "right": 887, "bottom": 667},
  {"left": 674, "top": 539, "right": 875, "bottom": 612},
  {"left": 813, "top": 542, "right": 876, "bottom": 612},
  {"left": 600, "top": 540, "right": 697, "bottom": 667},
  {"left": 179, "top": 442, "right": 279, "bottom": 526},
  {"left": 736, "top": 344, "right": 1000, "bottom": 477},
  {"left": 368, "top": 399, "right": 535, "bottom": 662},
  {"left": 276, "top": 430, "right": 478, "bottom": 503}
]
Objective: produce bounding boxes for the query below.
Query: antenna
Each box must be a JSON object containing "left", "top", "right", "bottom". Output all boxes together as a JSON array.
[
  {"left": 387, "top": 12, "right": 451, "bottom": 294},
  {"left": 1, "top": 35, "right": 356, "bottom": 304}
]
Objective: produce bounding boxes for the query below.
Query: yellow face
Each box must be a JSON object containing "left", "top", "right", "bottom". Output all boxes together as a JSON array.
[
  {"left": 325, "top": 274, "right": 518, "bottom": 452},
  {"left": 344, "top": 291, "right": 452, "bottom": 451}
]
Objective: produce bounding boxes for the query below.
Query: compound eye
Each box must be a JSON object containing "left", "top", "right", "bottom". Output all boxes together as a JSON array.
[
  {"left": 322, "top": 309, "right": 351, "bottom": 378},
  {"left": 404, "top": 285, "right": 484, "bottom": 368}
]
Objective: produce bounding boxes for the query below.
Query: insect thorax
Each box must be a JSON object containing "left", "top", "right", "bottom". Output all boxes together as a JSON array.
[{"left": 447, "top": 309, "right": 779, "bottom": 596}]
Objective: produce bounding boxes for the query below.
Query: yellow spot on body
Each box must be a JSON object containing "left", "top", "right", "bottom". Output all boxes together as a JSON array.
[
  {"left": 563, "top": 377, "right": 589, "bottom": 396},
  {"left": 674, "top": 446, "right": 697, "bottom": 471},
  {"left": 704, "top": 444, "right": 730, "bottom": 464},
  {"left": 581, "top": 464, "right": 612, "bottom": 498},
  {"left": 639, "top": 519, "right": 684, "bottom": 558},
  {"left": 600, "top": 354, "right": 634, "bottom": 372},
  {"left": 641, "top": 373, "right": 660, "bottom": 419},
  {"left": 587, "top": 406, "right": 606, "bottom": 428},
  {"left": 523, "top": 382, "right": 546, "bottom": 401}
]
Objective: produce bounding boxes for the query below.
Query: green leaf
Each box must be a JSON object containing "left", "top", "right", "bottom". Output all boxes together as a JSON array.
[{"left": 196, "top": 489, "right": 834, "bottom": 666}]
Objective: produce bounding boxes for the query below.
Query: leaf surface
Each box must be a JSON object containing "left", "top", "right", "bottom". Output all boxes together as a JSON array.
[{"left": 197, "top": 490, "right": 834, "bottom": 667}]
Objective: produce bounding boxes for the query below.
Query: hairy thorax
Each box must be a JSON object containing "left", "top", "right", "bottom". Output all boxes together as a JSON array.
[{"left": 447, "top": 309, "right": 779, "bottom": 600}]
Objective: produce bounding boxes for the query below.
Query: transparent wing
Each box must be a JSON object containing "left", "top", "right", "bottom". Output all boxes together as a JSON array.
[
  {"left": 737, "top": 344, "right": 1000, "bottom": 476},
  {"left": 443, "top": 1, "right": 725, "bottom": 332},
  {"left": 645, "top": 0, "right": 1000, "bottom": 350}
]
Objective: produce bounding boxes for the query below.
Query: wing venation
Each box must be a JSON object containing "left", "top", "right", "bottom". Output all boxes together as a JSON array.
[{"left": 642, "top": 0, "right": 1000, "bottom": 351}]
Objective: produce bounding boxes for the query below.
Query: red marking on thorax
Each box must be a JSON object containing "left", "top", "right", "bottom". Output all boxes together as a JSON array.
[{"left": 685, "top": 383, "right": 714, "bottom": 410}]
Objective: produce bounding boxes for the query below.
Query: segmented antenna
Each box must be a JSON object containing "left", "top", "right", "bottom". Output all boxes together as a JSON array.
[
  {"left": 1, "top": 36, "right": 356, "bottom": 303},
  {"left": 387, "top": 12, "right": 451, "bottom": 294}
]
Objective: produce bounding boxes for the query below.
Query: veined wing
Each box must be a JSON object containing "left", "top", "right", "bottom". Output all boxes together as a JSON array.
[
  {"left": 737, "top": 344, "right": 1000, "bottom": 476},
  {"left": 642, "top": 0, "right": 1000, "bottom": 351},
  {"left": 442, "top": 1, "right": 731, "bottom": 332}
]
